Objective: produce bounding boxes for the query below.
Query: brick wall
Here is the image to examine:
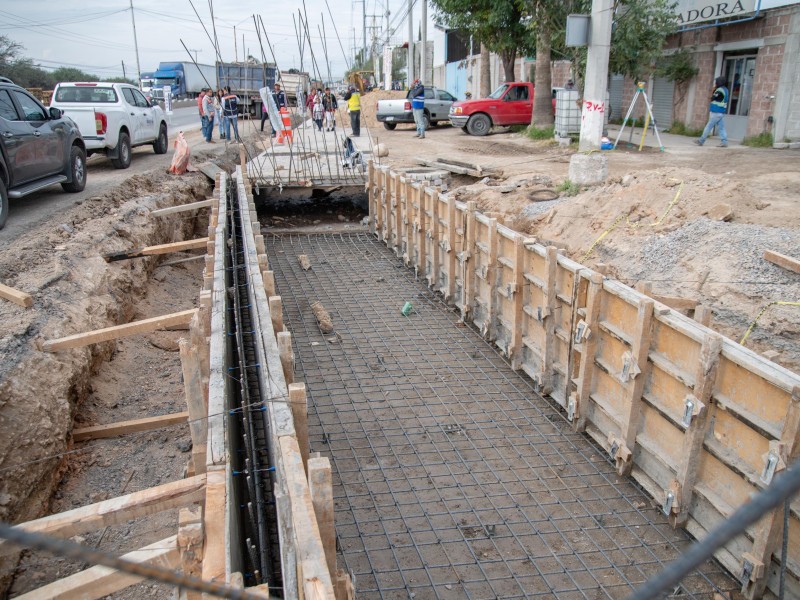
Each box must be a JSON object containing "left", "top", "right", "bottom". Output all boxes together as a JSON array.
[{"left": 748, "top": 44, "right": 784, "bottom": 136}]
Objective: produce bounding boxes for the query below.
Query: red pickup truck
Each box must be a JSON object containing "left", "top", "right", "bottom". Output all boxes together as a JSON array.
[{"left": 450, "top": 81, "right": 552, "bottom": 136}]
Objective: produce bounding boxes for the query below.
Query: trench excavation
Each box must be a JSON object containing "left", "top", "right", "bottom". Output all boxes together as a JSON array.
[{"left": 264, "top": 229, "right": 741, "bottom": 598}]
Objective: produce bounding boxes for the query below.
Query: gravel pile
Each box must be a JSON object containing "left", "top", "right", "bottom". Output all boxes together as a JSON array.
[{"left": 522, "top": 198, "right": 564, "bottom": 218}]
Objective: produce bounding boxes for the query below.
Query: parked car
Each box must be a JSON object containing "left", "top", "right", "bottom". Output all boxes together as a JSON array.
[
  {"left": 0, "top": 78, "right": 86, "bottom": 230},
  {"left": 449, "top": 82, "right": 557, "bottom": 136},
  {"left": 376, "top": 87, "right": 457, "bottom": 130},
  {"left": 50, "top": 82, "right": 168, "bottom": 169}
]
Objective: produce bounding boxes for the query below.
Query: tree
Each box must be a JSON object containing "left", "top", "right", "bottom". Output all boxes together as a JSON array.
[
  {"left": 0, "top": 35, "right": 23, "bottom": 64},
  {"left": 430, "top": 0, "right": 535, "bottom": 83},
  {"left": 480, "top": 42, "right": 490, "bottom": 96}
]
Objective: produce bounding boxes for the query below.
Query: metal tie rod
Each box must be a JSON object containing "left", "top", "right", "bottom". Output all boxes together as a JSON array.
[
  {"left": 0, "top": 522, "right": 266, "bottom": 600},
  {"left": 627, "top": 462, "right": 800, "bottom": 600}
]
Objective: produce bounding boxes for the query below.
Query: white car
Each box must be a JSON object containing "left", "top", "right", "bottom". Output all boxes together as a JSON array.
[{"left": 50, "top": 82, "right": 168, "bottom": 169}]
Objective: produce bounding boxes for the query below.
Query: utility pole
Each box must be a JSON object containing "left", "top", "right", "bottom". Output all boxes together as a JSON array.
[
  {"left": 385, "top": 7, "right": 391, "bottom": 89},
  {"left": 129, "top": 0, "right": 141, "bottom": 85},
  {"left": 122, "top": 61, "right": 127, "bottom": 80},
  {"left": 362, "top": 0, "right": 367, "bottom": 61},
  {"left": 234, "top": 26, "right": 238, "bottom": 62},
  {"left": 407, "top": 0, "right": 414, "bottom": 85},
  {"left": 420, "top": 0, "right": 427, "bottom": 84},
  {"left": 578, "top": 0, "right": 614, "bottom": 151}
]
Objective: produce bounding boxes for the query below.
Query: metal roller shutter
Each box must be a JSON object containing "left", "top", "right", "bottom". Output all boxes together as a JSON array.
[
  {"left": 651, "top": 77, "right": 675, "bottom": 129},
  {"left": 609, "top": 74, "right": 624, "bottom": 121}
]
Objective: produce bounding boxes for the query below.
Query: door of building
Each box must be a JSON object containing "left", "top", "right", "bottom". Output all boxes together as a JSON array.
[{"left": 723, "top": 54, "right": 757, "bottom": 140}]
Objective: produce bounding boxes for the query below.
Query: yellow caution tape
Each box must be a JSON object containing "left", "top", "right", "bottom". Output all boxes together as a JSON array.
[
  {"left": 650, "top": 181, "right": 684, "bottom": 226},
  {"left": 739, "top": 301, "right": 800, "bottom": 345},
  {"left": 581, "top": 213, "right": 627, "bottom": 263}
]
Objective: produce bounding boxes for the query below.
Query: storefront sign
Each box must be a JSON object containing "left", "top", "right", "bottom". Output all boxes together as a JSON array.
[{"left": 674, "top": 0, "right": 757, "bottom": 25}]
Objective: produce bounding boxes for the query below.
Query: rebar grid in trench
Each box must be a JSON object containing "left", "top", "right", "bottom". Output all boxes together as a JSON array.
[{"left": 265, "top": 231, "right": 740, "bottom": 599}]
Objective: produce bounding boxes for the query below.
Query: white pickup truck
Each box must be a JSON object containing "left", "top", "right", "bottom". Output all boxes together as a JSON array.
[{"left": 50, "top": 82, "right": 168, "bottom": 169}]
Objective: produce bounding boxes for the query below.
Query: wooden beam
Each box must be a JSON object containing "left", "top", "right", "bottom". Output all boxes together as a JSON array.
[
  {"left": 541, "top": 246, "right": 558, "bottom": 393},
  {"left": 103, "top": 238, "right": 210, "bottom": 262},
  {"left": 694, "top": 305, "right": 713, "bottom": 327},
  {"left": 573, "top": 273, "right": 603, "bottom": 432},
  {"left": 368, "top": 161, "right": 376, "bottom": 235},
  {"left": 150, "top": 199, "right": 213, "bottom": 217},
  {"left": 278, "top": 331, "right": 295, "bottom": 385},
  {"left": 201, "top": 467, "right": 226, "bottom": 588},
  {"left": 289, "top": 383, "right": 310, "bottom": 473},
  {"left": 308, "top": 456, "right": 336, "bottom": 582},
  {"left": 269, "top": 296, "right": 284, "bottom": 334},
  {"left": 0, "top": 475, "right": 206, "bottom": 558},
  {"left": 0, "top": 282, "right": 33, "bottom": 308},
  {"left": 42, "top": 309, "right": 198, "bottom": 352},
  {"left": 764, "top": 249, "right": 800, "bottom": 275},
  {"left": 263, "top": 270, "right": 276, "bottom": 297},
  {"left": 16, "top": 536, "right": 179, "bottom": 600},
  {"left": 445, "top": 195, "right": 457, "bottom": 303},
  {"left": 393, "top": 173, "right": 402, "bottom": 256},
  {"left": 179, "top": 339, "right": 208, "bottom": 474},
  {"left": 404, "top": 179, "right": 414, "bottom": 266},
  {"left": 72, "top": 412, "right": 188, "bottom": 442},
  {"left": 510, "top": 236, "right": 525, "bottom": 370},
  {"left": 650, "top": 294, "right": 698, "bottom": 311},
  {"left": 178, "top": 507, "right": 204, "bottom": 600}
]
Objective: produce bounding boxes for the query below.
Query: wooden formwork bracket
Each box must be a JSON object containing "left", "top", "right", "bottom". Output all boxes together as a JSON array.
[
  {"left": 480, "top": 219, "right": 498, "bottom": 341},
  {"left": 308, "top": 456, "right": 336, "bottom": 584},
  {"left": 540, "top": 246, "right": 559, "bottom": 393},
  {"left": 428, "top": 189, "right": 441, "bottom": 289},
  {"left": 741, "top": 385, "right": 800, "bottom": 599},
  {"left": 289, "top": 383, "right": 310, "bottom": 473},
  {"left": 178, "top": 506, "right": 204, "bottom": 600},
  {"left": 573, "top": 273, "right": 603, "bottom": 432},
  {"left": 393, "top": 173, "right": 402, "bottom": 255},
  {"left": 509, "top": 236, "right": 526, "bottom": 370},
  {"left": 263, "top": 270, "right": 276, "bottom": 297},
  {"left": 404, "top": 179, "right": 414, "bottom": 267},
  {"left": 460, "top": 201, "right": 478, "bottom": 320},
  {"left": 444, "top": 196, "right": 458, "bottom": 304},
  {"left": 368, "top": 162, "right": 377, "bottom": 235},
  {"left": 278, "top": 331, "right": 295, "bottom": 385},
  {"left": 179, "top": 338, "right": 208, "bottom": 473},
  {"left": 416, "top": 185, "right": 427, "bottom": 277},
  {"left": 670, "top": 332, "right": 723, "bottom": 528},
  {"left": 616, "top": 296, "right": 655, "bottom": 476},
  {"left": 201, "top": 467, "right": 226, "bottom": 589},
  {"left": 269, "top": 296, "right": 284, "bottom": 334}
]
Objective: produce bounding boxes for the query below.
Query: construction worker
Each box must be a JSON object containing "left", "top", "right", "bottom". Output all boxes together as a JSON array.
[
  {"left": 695, "top": 76, "right": 729, "bottom": 148},
  {"left": 410, "top": 79, "right": 426, "bottom": 139},
  {"left": 344, "top": 86, "right": 361, "bottom": 137}
]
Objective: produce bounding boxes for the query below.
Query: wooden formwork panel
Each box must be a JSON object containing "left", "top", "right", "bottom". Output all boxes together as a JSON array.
[{"left": 366, "top": 163, "right": 800, "bottom": 599}]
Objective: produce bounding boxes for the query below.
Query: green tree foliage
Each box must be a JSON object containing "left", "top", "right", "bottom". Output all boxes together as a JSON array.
[
  {"left": 0, "top": 35, "right": 134, "bottom": 89},
  {"left": 430, "top": 0, "right": 534, "bottom": 82}
]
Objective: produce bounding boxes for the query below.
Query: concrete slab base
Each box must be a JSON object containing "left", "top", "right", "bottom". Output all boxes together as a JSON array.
[{"left": 568, "top": 153, "right": 608, "bottom": 186}]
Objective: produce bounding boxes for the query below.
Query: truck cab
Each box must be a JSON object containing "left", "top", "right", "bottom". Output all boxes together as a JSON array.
[{"left": 449, "top": 82, "right": 535, "bottom": 136}]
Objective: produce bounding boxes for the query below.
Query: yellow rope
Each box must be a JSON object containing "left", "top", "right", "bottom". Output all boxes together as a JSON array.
[
  {"left": 739, "top": 301, "right": 800, "bottom": 345},
  {"left": 580, "top": 213, "right": 627, "bottom": 263}
]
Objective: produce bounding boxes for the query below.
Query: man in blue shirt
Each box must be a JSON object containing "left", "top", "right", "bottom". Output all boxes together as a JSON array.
[
  {"left": 695, "top": 76, "right": 729, "bottom": 148},
  {"left": 410, "top": 79, "right": 426, "bottom": 139}
]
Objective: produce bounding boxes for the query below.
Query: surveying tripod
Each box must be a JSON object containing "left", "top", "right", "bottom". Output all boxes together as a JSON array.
[{"left": 613, "top": 81, "right": 665, "bottom": 152}]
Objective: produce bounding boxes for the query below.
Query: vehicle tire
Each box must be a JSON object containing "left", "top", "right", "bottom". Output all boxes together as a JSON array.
[
  {"left": 383, "top": 122, "right": 397, "bottom": 131},
  {"left": 153, "top": 123, "right": 168, "bottom": 154},
  {"left": 0, "top": 179, "right": 8, "bottom": 231},
  {"left": 466, "top": 113, "right": 491, "bottom": 136},
  {"left": 61, "top": 145, "right": 87, "bottom": 193},
  {"left": 111, "top": 132, "right": 132, "bottom": 169},
  {"left": 422, "top": 112, "right": 431, "bottom": 131},
  {"left": 461, "top": 126, "right": 469, "bottom": 133}
]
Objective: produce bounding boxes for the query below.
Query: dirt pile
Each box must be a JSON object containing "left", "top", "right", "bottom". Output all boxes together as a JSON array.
[
  {"left": 0, "top": 168, "right": 211, "bottom": 590},
  {"left": 358, "top": 89, "right": 406, "bottom": 128}
]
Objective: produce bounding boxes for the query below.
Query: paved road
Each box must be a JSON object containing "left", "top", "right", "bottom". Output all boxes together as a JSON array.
[{"left": 0, "top": 107, "right": 203, "bottom": 244}]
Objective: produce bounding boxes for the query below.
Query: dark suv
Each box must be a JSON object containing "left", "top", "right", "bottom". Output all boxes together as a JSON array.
[{"left": 0, "top": 77, "right": 87, "bottom": 229}]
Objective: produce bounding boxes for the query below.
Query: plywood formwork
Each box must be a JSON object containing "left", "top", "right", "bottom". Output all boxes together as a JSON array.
[{"left": 367, "top": 162, "right": 800, "bottom": 598}]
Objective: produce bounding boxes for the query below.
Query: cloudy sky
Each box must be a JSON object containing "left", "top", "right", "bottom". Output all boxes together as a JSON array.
[{"left": 2, "top": 0, "right": 420, "bottom": 81}]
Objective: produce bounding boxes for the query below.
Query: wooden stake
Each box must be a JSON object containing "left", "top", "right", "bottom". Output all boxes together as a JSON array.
[
  {"left": 764, "top": 249, "right": 800, "bottom": 275},
  {"left": 42, "top": 309, "right": 197, "bottom": 352},
  {"left": 201, "top": 467, "right": 226, "bottom": 588},
  {"left": 510, "top": 236, "right": 525, "bottom": 370},
  {"left": 404, "top": 179, "right": 414, "bottom": 266},
  {"left": 72, "top": 412, "right": 188, "bottom": 442},
  {"left": 393, "top": 173, "right": 402, "bottom": 255},
  {"left": 102, "top": 238, "right": 209, "bottom": 262},
  {"left": 289, "top": 383, "right": 310, "bottom": 472},
  {"left": 574, "top": 273, "right": 603, "bottom": 432},
  {"left": 269, "top": 296, "right": 284, "bottom": 334},
  {"left": 445, "top": 195, "right": 457, "bottom": 303},
  {"left": 308, "top": 456, "right": 336, "bottom": 582},
  {"left": 368, "top": 162, "right": 377, "bottom": 235},
  {"left": 0, "top": 282, "right": 33, "bottom": 308},
  {"left": 179, "top": 339, "right": 208, "bottom": 473},
  {"left": 541, "top": 246, "right": 558, "bottom": 393},
  {"left": 430, "top": 189, "right": 441, "bottom": 290},
  {"left": 177, "top": 507, "right": 204, "bottom": 600},
  {"left": 694, "top": 305, "right": 713, "bottom": 327},
  {"left": 263, "top": 270, "right": 276, "bottom": 297},
  {"left": 461, "top": 201, "right": 477, "bottom": 319},
  {"left": 278, "top": 331, "right": 295, "bottom": 385},
  {"left": 416, "top": 185, "right": 427, "bottom": 276}
]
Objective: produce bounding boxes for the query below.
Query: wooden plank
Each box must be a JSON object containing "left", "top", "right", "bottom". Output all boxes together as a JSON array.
[
  {"left": 72, "top": 411, "right": 188, "bottom": 442},
  {"left": 0, "top": 282, "right": 33, "bottom": 308},
  {"left": 263, "top": 270, "right": 276, "bottom": 297},
  {"left": 151, "top": 199, "right": 213, "bottom": 217},
  {"left": 651, "top": 294, "right": 698, "bottom": 311},
  {"left": 694, "top": 305, "right": 713, "bottom": 327},
  {"left": 481, "top": 219, "right": 498, "bottom": 340},
  {"left": 461, "top": 201, "right": 478, "bottom": 319},
  {"left": 573, "top": 273, "right": 603, "bottom": 432},
  {"left": 177, "top": 507, "right": 203, "bottom": 600},
  {"left": 742, "top": 385, "right": 800, "bottom": 599},
  {"left": 308, "top": 456, "right": 336, "bottom": 582},
  {"left": 278, "top": 331, "right": 295, "bottom": 385},
  {"left": 393, "top": 173, "right": 402, "bottom": 255},
  {"left": 404, "top": 179, "right": 414, "bottom": 266},
  {"left": 0, "top": 475, "right": 206, "bottom": 559},
  {"left": 445, "top": 195, "right": 457, "bottom": 303},
  {"left": 764, "top": 249, "right": 800, "bottom": 275},
  {"left": 541, "top": 246, "right": 558, "bottom": 393},
  {"left": 417, "top": 185, "right": 427, "bottom": 277},
  {"left": 368, "top": 162, "right": 377, "bottom": 235},
  {"left": 289, "top": 383, "right": 310, "bottom": 473},
  {"left": 42, "top": 309, "right": 198, "bottom": 352},
  {"left": 201, "top": 467, "right": 226, "bottom": 587},
  {"left": 179, "top": 339, "right": 208, "bottom": 474},
  {"left": 269, "top": 296, "right": 284, "bottom": 334},
  {"left": 509, "top": 236, "right": 525, "bottom": 370},
  {"left": 672, "top": 332, "right": 723, "bottom": 527},
  {"left": 16, "top": 536, "right": 179, "bottom": 600},
  {"left": 616, "top": 297, "right": 655, "bottom": 476},
  {"left": 103, "top": 238, "right": 209, "bottom": 262},
  {"left": 429, "top": 189, "right": 441, "bottom": 289}
]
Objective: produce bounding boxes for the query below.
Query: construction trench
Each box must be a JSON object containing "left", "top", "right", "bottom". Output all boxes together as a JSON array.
[{"left": 1, "top": 157, "right": 799, "bottom": 599}]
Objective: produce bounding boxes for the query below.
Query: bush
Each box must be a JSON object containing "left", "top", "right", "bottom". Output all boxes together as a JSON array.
[
  {"left": 742, "top": 132, "right": 773, "bottom": 148},
  {"left": 556, "top": 179, "right": 581, "bottom": 197},
  {"left": 525, "top": 125, "right": 555, "bottom": 140},
  {"left": 667, "top": 121, "right": 704, "bottom": 137}
]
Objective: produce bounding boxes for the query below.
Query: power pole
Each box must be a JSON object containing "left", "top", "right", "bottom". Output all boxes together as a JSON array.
[
  {"left": 407, "top": 0, "right": 414, "bottom": 85},
  {"left": 122, "top": 61, "right": 127, "bottom": 80},
  {"left": 129, "top": 0, "right": 141, "bottom": 85},
  {"left": 385, "top": 7, "right": 391, "bottom": 89},
  {"left": 234, "top": 26, "right": 238, "bottom": 62},
  {"left": 420, "top": 0, "right": 427, "bottom": 84},
  {"left": 578, "top": 0, "right": 614, "bottom": 151},
  {"left": 362, "top": 0, "right": 367, "bottom": 60}
]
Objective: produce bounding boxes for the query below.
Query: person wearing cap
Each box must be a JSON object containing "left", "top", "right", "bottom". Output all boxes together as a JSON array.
[
  {"left": 410, "top": 79, "right": 426, "bottom": 138},
  {"left": 343, "top": 85, "right": 361, "bottom": 136},
  {"left": 197, "top": 88, "right": 207, "bottom": 129},
  {"left": 201, "top": 88, "right": 215, "bottom": 143},
  {"left": 695, "top": 76, "right": 729, "bottom": 147}
]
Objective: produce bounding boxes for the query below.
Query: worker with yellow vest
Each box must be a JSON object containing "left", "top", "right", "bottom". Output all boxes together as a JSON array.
[{"left": 344, "top": 86, "right": 361, "bottom": 137}]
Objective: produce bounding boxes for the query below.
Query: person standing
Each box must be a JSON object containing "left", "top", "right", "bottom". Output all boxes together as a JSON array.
[
  {"left": 201, "top": 88, "right": 215, "bottom": 143},
  {"left": 214, "top": 89, "right": 225, "bottom": 140},
  {"left": 343, "top": 86, "right": 361, "bottom": 137},
  {"left": 312, "top": 92, "right": 324, "bottom": 131},
  {"left": 323, "top": 87, "right": 338, "bottom": 131},
  {"left": 410, "top": 79, "right": 426, "bottom": 139},
  {"left": 197, "top": 87, "right": 207, "bottom": 129},
  {"left": 222, "top": 86, "right": 240, "bottom": 142},
  {"left": 262, "top": 83, "right": 287, "bottom": 135},
  {"left": 695, "top": 76, "right": 729, "bottom": 148}
]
